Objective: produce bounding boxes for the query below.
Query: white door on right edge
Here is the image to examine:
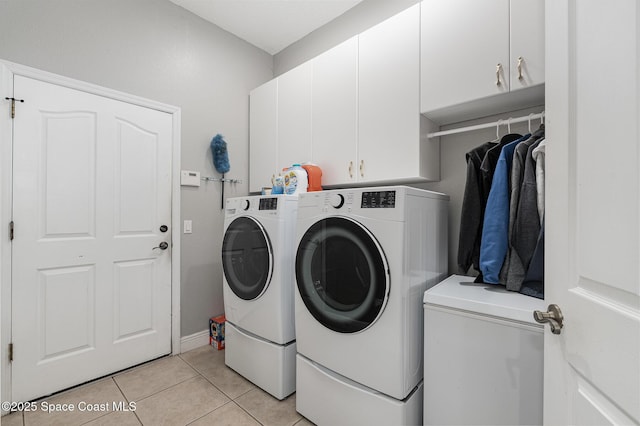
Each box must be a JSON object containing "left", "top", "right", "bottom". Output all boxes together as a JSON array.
[{"left": 545, "top": 0, "right": 639, "bottom": 424}]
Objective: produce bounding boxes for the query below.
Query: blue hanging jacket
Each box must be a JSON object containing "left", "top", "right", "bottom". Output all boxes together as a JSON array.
[{"left": 479, "top": 134, "right": 530, "bottom": 284}]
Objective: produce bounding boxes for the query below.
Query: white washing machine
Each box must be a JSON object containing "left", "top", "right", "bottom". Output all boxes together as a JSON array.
[
  {"left": 423, "top": 275, "right": 545, "bottom": 425},
  {"left": 294, "top": 186, "right": 449, "bottom": 425},
  {"left": 222, "top": 195, "right": 298, "bottom": 400}
]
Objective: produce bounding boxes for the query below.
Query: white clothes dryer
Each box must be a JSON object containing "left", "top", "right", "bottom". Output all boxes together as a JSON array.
[
  {"left": 222, "top": 195, "right": 298, "bottom": 399},
  {"left": 294, "top": 186, "right": 448, "bottom": 425}
]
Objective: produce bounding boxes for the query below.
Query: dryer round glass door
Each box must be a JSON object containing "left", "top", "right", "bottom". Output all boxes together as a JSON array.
[
  {"left": 295, "top": 217, "right": 389, "bottom": 333},
  {"left": 222, "top": 216, "right": 273, "bottom": 300}
]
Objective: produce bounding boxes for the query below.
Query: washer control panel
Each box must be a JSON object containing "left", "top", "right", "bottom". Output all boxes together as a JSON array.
[
  {"left": 328, "top": 193, "right": 344, "bottom": 209},
  {"left": 259, "top": 197, "right": 278, "bottom": 211},
  {"left": 361, "top": 190, "right": 396, "bottom": 208}
]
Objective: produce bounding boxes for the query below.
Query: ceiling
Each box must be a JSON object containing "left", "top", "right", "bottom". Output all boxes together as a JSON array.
[{"left": 170, "top": 0, "right": 364, "bottom": 55}]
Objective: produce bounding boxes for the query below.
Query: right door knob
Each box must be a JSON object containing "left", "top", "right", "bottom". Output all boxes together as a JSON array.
[{"left": 533, "top": 304, "right": 564, "bottom": 335}]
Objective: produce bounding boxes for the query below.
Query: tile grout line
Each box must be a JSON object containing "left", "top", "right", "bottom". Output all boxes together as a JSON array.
[
  {"left": 229, "top": 399, "right": 265, "bottom": 426},
  {"left": 129, "top": 373, "right": 203, "bottom": 406},
  {"left": 178, "top": 350, "right": 264, "bottom": 425},
  {"left": 179, "top": 353, "right": 257, "bottom": 402},
  {"left": 110, "top": 375, "right": 144, "bottom": 426}
]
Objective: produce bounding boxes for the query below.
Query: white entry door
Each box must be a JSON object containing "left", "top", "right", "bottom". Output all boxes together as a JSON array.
[
  {"left": 11, "top": 75, "right": 173, "bottom": 401},
  {"left": 545, "top": 0, "right": 639, "bottom": 424}
]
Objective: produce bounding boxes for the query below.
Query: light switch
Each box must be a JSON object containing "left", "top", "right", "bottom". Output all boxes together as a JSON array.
[{"left": 184, "top": 220, "right": 192, "bottom": 234}]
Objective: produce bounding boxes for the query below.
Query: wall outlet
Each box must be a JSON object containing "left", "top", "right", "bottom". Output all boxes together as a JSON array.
[{"left": 184, "top": 220, "right": 193, "bottom": 234}]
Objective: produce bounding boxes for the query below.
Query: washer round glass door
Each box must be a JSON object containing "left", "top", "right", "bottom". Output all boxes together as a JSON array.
[
  {"left": 295, "top": 217, "right": 389, "bottom": 333},
  {"left": 222, "top": 216, "right": 273, "bottom": 300}
]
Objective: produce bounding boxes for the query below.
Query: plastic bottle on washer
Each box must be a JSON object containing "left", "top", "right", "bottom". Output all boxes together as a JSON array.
[
  {"left": 284, "top": 164, "right": 308, "bottom": 195},
  {"left": 272, "top": 175, "right": 285, "bottom": 194}
]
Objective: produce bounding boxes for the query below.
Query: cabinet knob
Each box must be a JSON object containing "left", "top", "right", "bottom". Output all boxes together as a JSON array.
[
  {"left": 517, "top": 56, "right": 524, "bottom": 80},
  {"left": 359, "top": 160, "right": 364, "bottom": 178},
  {"left": 348, "top": 161, "right": 353, "bottom": 179},
  {"left": 496, "top": 63, "right": 503, "bottom": 86}
]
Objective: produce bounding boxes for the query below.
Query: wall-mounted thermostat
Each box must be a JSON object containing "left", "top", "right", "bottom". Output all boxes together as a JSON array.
[{"left": 181, "top": 170, "right": 201, "bottom": 187}]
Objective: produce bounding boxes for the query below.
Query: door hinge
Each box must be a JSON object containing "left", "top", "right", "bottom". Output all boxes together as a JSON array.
[
  {"left": 9, "top": 221, "right": 14, "bottom": 241},
  {"left": 4, "top": 97, "right": 24, "bottom": 119},
  {"left": 8, "top": 343, "right": 13, "bottom": 362}
]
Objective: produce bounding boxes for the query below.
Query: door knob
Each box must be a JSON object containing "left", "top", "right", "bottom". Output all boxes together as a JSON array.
[
  {"left": 533, "top": 304, "right": 564, "bottom": 334},
  {"left": 153, "top": 242, "right": 169, "bottom": 251}
]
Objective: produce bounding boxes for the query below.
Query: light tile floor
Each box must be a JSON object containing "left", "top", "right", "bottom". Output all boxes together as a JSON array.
[{"left": 2, "top": 345, "right": 313, "bottom": 426}]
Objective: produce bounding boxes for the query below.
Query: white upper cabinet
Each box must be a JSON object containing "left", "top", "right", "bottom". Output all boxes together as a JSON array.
[
  {"left": 249, "top": 62, "right": 313, "bottom": 193},
  {"left": 249, "top": 3, "right": 441, "bottom": 192},
  {"left": 510, "top": 0, "right": 545, "bottom": 90},
  {"left": 421, "top": 0, "right": 544, "bottom": 122},
  {"left": 277, "top": 61, "right": 313, "bottom": 171},
  {"left": 421, "top": 0, "right": 510, "bottom": 112},
  {"left": 249, "top": 79, "right": 278, "bottom": 193},
  {"left": 311, "top": 36, "right": 358, "bottom": 186},
  {"left": 358, "top": 3, "right": 430, "bottom": 183}
]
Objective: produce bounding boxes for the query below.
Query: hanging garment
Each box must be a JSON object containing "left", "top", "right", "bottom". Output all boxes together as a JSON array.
[
  {"left": 532, "top": 139, "right": 546, "bottom": 223},
  {"left": 519, "top": 219, "right": 545, "bottom": 299},
  {"left": 500, "top": 126, "right": 545, "bottom": 285},
  {"left": 479, "top": 133, "right": 531, "bottom": 284},
  {"left": 507, "top": 138, "right": 543, "bottom": 290},
  {"left": 457, "top": 141, "right": 497, "bottom": 274},
  {"left": 460, "top": 133, "right": 523, "bottom": 278},
  {"left": 479, "top": 134, "right": 524, "bottom": 201}
]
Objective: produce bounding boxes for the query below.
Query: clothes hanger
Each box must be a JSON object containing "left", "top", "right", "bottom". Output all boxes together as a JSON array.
[
  {"left": 491, "top": 119, "right": 503, "bottom": 142},
  {"left": 528, "top": 113, "right": 534, "bottom": 133}
]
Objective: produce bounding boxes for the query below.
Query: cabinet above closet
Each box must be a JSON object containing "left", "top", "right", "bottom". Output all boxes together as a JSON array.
[{"left": 420, "top": 0, "right": 545, "bottom": 124}]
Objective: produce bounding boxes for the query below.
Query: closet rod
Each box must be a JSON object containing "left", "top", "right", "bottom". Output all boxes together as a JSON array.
[{"left": 427, "top": 111, "right": 544, "bottom": 138}]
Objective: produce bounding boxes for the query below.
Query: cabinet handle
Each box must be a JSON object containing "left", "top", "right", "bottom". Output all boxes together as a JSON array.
[
  {"left": 348, "top": 161, "right": 353, "bottom": 178},
  {"left": 359, "top": 160, "right": 364, "bottom": 178},
  {"left": 496, "top": 63, "right": 502, "bottom": 86},
  {"left": 517, "top": 56, "right": 524, "bottom": 80}
]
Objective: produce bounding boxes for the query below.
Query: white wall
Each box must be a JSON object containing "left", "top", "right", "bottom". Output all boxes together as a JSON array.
[
  {"left": 274, "top": 0, "right": 419, "bottom": 76},
  {"left": 0, "top": 0, "right": 273, "bottom": 336}
]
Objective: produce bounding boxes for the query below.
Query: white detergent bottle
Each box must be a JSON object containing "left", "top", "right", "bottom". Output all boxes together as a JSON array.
[{"left": 284, "top": 164, "right": 308, "bottom": 195}]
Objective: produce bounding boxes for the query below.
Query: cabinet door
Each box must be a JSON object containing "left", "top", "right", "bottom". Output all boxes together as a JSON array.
[
  {"left": 249, "top": 79, "right": 278, "bottom": 193},
  {"left": 312, "top": 37, "right": 358, "bottom": 186},
  {"left": 510, "top": 0, "right": 545, "bottom": 89},
  {"left": 358, "top": 4, "right": 421, "bottom": 182},
  {"left": 277, "top": 61, "right": 312, "bottom": 171},
  {"left": 421, "top": 0, "right": 510, "bottom": 113}
]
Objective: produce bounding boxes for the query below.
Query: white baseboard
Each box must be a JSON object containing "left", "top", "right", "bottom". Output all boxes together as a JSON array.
[{"left": 180, "top": 329, "right": 210, "bottom": 353}]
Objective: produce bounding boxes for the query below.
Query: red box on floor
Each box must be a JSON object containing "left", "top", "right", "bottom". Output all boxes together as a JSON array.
[{"left": 209, "top": 314, "right": 225, "bottom": 350}]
